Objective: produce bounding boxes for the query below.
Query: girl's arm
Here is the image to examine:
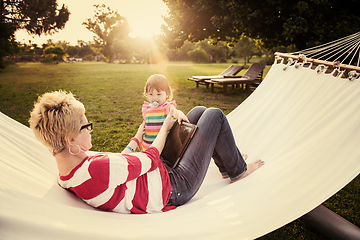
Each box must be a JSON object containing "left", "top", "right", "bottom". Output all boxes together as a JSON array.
[{"left": 169, "top": 104, "right": 189, "bottom": 123}]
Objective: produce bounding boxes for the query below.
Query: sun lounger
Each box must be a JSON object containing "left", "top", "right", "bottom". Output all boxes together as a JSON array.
[
  {"left": 206, "top": 63, "right": 266, "bottom": 94},
  {"left": 188, "top": 65, "right": 244, "bottom": 88}
]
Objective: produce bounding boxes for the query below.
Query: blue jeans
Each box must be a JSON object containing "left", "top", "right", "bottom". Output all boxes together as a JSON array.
[{"left": 165, "top": 106, "right": 247, "bottom": 206}]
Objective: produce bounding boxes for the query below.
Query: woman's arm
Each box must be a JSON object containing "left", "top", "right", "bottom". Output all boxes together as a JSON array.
[{"left": 151, "top": 110, "right": 175, "bottom": 153}]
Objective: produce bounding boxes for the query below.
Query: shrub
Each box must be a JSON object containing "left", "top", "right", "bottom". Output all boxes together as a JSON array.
[
  {"left": 187, "top": 48, "right": 209, "bottom": 63},
  {"left": 43, "top": 46, "right": 66, "bottom": 62}
]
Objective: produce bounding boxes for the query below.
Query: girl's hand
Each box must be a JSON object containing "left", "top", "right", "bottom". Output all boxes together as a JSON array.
[
  {"left": 175, "top": 110, "right": 189, "bottom": 123},
  {"left": 169, "top": 105, "right": 189, "bottom": 124}
]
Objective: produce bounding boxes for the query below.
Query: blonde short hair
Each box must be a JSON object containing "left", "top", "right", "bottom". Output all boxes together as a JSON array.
[
  {"left": 29, "top": 90, "right": 85, "bottom": 155},
  {"left": 143, "top": 74, "right": 173, "bottom": 101}
]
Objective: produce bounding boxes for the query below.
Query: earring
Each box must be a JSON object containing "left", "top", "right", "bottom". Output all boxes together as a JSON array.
[{"left": 69, "top": 144, "right": 81, "bottom": 155}]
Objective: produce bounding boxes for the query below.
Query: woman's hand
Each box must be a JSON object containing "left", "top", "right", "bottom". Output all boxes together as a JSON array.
[
  {"left": 150, "top": 110, "right": 175, "bottom": 153},
  {"left": 135, "top": 121, "right": 145, "bottom": 141},
  {"left": 163, "top": 110, "right": 176, "bottom": 131}
]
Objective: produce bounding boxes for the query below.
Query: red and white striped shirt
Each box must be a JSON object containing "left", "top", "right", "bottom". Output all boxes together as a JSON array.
[{"left": 58, "top": 147, "right": 175, "bottom": 214}]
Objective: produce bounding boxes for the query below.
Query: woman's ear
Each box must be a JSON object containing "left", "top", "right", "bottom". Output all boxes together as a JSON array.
[{"left": 67, "top": 137, "right": 76, "bottom": 146}]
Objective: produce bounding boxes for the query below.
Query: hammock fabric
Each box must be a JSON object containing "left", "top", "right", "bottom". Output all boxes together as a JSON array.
[{"left": 1, "top": 61, "right": 359, "bottom": 240}]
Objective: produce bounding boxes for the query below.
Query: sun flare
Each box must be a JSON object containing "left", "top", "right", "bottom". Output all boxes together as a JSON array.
[
  {"left": 114, "top": 0, "right": 168, "bottom": 39},
  {"left": 14, "top": 0, "right": 168, "bottom": 45}
]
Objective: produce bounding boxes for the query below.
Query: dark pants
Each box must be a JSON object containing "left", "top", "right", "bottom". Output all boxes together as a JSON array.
[{"left": 166, "top": 106, "right": 247, "bottom": 206}]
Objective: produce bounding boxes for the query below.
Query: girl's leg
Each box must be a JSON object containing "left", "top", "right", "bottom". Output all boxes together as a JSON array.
[{"left": 166, "top": 107, "right": 247, "bottom": 206}]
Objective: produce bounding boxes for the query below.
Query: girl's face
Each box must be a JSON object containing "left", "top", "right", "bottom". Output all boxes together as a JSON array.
[
  {"left": 147, "top": 88, "right": 167, "bottom": 107},
  {"left": 74, "top": 115, "right": 92, "bottom": 152}
]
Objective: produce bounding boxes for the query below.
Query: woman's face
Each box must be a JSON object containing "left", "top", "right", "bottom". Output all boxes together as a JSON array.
[
  {"left": 147, "top": 88, "right": 167, "bottom": 107},
  {"left": 74, "top": 115, "right": 92, "bottom": 153}
]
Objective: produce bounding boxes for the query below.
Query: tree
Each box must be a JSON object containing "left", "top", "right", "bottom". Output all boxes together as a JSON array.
[
  {"left": 66, "top": 41, "right": 96, "bottom": 60},
  {"left": 162, "top": 0, "right": 360, "bottom": 51},
  {"left": 166, "top": 40, "right": 195, "bottom": 61},
  {"left": 43, "top": 45, "right": 66, "bottom": 62},
  {"left": 82, "top": 4, "right": 131, "bottom": 63},
  {"left": 232, "top": 36, "right": 260, "bottom": 66},
  {"left": 111, "top": 38, "right": 132, "bottom": 63},
  {"left": 0, "top": 23, "right": 16, "bottom": 67},
  {"left": 197, "top": 39, "right": 228, "bottom": 62},
  {"left": 0, "top": 0, "right": 70, "bottom": 67},
  {"left": 131, "top": 36, "right": 151, "bottom": 63},
  {"left": 187, "top": 47, "right": 209, "bottom": 63}
]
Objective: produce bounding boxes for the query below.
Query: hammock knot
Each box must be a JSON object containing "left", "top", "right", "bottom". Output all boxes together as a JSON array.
[
  {"left": 348, "top": 70, "right": 360, "bottom": 81},
  {"left": 333, "top": 61, "right": 341, "bottom": 68},
  {"left": 330, "top": 61, "right": 345, "bottom": 78},
  {"left": 331, "top": 68, "right": 345, "bottom": 78},
  {"left": 315, "top": 64, "right": 328, "bottom": 74},
  {"left": 283, "top": 58, "right": 295, "bottom": 71},
  {"left": 298, "top": 54, "right": 307, "bottom": 62},
  {"left": 274, "top": 55, "right": 284, "bottom": 65}
]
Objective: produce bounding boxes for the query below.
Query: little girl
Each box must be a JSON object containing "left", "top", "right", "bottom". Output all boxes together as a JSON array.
[{"left": 140, "top": 74, "right": 188, "bottom": 151}]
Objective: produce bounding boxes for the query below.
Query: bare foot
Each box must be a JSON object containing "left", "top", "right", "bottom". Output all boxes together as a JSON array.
[
  {"left": 222, "top": 154, "right": 248, "bottom": 179},
  {"left": 231, "top": 160, "right": 264, "bottom": 183}
]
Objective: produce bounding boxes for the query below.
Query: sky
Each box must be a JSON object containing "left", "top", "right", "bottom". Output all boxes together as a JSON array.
[{"left": 14, "top": 0, "right": 169, "bottom": 46}]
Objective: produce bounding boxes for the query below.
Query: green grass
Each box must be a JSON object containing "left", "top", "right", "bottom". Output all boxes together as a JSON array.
[
  {"left": 0, "top": 61, "right": 262, "bottom": 152},
  {"left": 0, "top": 61, "right": 358, "bottom": 239}
]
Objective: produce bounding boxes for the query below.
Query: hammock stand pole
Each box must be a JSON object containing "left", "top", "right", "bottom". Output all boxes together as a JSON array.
[
  {"left": 273, "top": 51, "right": 360, "bottom": 239},
  {"left": 300, "top": 205, "right": 360, "bottom": 240},
  {"left": 274, "top": 52, "right": 360, "bottom": 72}
]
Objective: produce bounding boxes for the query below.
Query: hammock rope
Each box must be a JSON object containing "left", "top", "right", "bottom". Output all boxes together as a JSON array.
[
  {"left": 275, "top": 31, "right": 360, "bottom": 79},
  {"left": 291, "top": 31, "right": 360, "bottom": 66}
]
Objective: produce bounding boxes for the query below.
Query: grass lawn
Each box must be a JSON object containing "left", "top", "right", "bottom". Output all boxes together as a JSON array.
[{"left": 0, "top": 60, "right": 358, "bottom": 239}]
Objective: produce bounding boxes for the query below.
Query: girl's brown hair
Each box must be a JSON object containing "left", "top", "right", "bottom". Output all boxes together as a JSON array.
[{"left": 143, "top": 74, "right": 173, "bottom": 100}]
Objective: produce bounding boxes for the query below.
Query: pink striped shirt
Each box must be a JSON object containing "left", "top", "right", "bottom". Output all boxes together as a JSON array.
[
  {"left": 58, "top": 147, "right": 175, "bottom": 214},
  {"left": 141, "top": 101, "right": 176, "bottom": 150}
]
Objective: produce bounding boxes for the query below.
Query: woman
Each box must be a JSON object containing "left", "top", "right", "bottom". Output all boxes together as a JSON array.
[{"left": 29, "top": 90, "right": 264, "bottom": 214}]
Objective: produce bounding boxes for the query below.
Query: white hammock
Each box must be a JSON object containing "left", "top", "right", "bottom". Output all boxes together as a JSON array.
[{"left": 1, "top": 58, "right": 360, "bottom": 239}]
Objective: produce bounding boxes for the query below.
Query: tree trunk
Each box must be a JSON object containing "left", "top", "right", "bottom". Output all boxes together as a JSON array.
[{"left": 109, "top": 55, "right": 114, "bottom": 63}]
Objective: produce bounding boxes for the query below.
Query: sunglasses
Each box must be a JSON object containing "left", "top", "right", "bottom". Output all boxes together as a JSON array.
[{"left": 80, "top": 121, "right": 93, "bottom": 132}]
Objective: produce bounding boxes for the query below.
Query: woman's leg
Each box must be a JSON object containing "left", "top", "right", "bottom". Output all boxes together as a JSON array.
[
  {"left": 186, "top": 106, "right": 207, "bottom": 124},
  {"left": 187, "top": 107, "right": 247, "bottom": 181},
  {"left": 166, "top": 107, "right": 247, "bottom": 206}
]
